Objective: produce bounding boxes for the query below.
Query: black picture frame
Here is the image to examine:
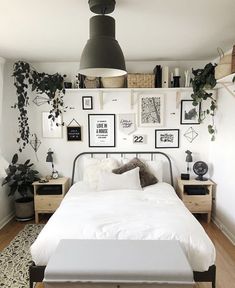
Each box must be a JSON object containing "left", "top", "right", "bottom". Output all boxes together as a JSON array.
[
  {"left": 82, "top": 96, "right": 93, "bottom": 110},
  {"left": 67, "top": 126, "right": 82, "bottom": 141},
  {"left": 180, "top": 100, "right": 201, "bottom": 125},
  {"left": 88, "top": 114, "right": 116, "bottom": 147},
  {"left": 155, "top": 129, "right": 179, "bottom": 148}
]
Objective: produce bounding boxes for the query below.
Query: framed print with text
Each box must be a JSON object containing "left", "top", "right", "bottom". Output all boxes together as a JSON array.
[
  {"left": 88, "top": 114, "right": 115, "bottom": 147},
  {"left": 155, "top": 129, "right": 179, "bottom": 148}
]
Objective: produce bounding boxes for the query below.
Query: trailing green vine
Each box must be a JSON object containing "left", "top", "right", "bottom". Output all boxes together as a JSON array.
[
  {"left": 191, "top": 63, "right": 217, "bottom": 141},
  {"left": 12, "top": 61, "right": 66, "bottom": 151}
]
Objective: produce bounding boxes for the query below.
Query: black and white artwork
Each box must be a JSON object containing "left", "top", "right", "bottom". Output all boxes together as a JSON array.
[
  {"left": 138, "top": 94, "right": 164, "bottom": 127},
  {"left": 119, "top": 114, "right": 136, "bottom": 135},
  {"left": 88, "top": 114, "right": 115, "bottom": 147},
  {"left": 180, "top": 100, "right": 201, "bottom": 124},
  {"left": 155, "top": 129, "right": 179, "bottom": 148},
  {"left": 82, "top": 96, "right": 93, "bottom": 110}
]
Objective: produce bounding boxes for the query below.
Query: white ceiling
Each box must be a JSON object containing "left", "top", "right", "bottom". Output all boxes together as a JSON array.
[{"left": 0, "top": 0, "right": 234, "bottom": 62}]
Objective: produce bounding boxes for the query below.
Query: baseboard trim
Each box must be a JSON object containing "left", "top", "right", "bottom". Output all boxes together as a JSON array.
[
  {"left": 212, "top": 216, "right": 235, "bottom": 245},
  {"left": 0, "top": 212, "right": 15, "bottom": 230}
]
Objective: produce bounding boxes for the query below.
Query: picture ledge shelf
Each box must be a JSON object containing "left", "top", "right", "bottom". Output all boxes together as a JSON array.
[{"left": 65, "top": 87, "right": 193, "bottom": 109}]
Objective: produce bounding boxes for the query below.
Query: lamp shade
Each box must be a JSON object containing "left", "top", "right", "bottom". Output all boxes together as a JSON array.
[{"left": 79, "top": 15, "right": 126, "bottom": 77}]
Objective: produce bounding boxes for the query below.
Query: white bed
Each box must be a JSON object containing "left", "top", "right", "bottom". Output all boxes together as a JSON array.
[{"left": 30, "top": 181, "right": 215, "bottom": 272}]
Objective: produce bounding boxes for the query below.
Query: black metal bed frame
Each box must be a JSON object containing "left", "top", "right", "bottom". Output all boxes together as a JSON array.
[{"left": 29, "top": 151, "right": 216, "bottom": 288}]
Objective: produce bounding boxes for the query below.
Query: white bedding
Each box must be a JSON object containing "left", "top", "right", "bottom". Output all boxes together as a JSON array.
[{"left": 30, "top": 182, "right": 215, "bottom": 272}]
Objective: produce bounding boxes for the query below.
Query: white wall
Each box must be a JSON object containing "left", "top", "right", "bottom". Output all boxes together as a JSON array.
[
  {"left": 1, "top": 60, "right": 212, "bottom": 187},
  {"left": 209, "top": 85, "right": 235, "bottom": 244},
  {"left": 0, "top": 57, "right": 14, "bottom": 229}
]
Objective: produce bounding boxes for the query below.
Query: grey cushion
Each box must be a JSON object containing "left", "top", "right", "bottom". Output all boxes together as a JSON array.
[{"left": 112, "top": 158, "right": 158, "bottom": 188}]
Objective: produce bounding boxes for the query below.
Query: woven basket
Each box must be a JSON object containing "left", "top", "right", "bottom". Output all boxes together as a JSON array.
[
  {"left": 101, "top": 76, "right": 125, "bottom": 88},
  {"left": 127, "top": 73, "right": 155, "bottom": 88}
]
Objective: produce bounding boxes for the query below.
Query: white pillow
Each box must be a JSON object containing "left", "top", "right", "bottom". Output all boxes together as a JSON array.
[
  {"left": 146, "top": 160, "right": 163, "bottom": 182},
  {"left": 83, "top": 157, "right": 120, "bottom": 190},
  {"left": 98, "top": 167, "right": 142, "bottom": 191}
]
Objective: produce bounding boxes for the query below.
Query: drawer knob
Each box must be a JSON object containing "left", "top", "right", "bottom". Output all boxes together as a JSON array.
[{"left": 48, "top": 203, "right": 51, "bottom": 206}]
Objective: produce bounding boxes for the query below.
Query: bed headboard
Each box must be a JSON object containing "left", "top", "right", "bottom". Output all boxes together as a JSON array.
[{"left": 71, "top": 151, "right": 173, "bottom": 186}]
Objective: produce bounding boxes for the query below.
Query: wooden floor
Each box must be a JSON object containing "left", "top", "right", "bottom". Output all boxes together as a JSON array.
[{"left": 0, "top": 217, "right": 235, "bottom": 288}]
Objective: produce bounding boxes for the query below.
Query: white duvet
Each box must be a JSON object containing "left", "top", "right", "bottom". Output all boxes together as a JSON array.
[{"left": 30, "top": 182, "right": 215, "bottom": 272}]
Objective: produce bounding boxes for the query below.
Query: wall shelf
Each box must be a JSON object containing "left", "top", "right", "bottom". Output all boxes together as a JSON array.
[
  {"left": 65, "top": 87, "right": 193, "bottom": 93},
  {"left": 65, "top": 87, "right": 193, "bottom": 110}
]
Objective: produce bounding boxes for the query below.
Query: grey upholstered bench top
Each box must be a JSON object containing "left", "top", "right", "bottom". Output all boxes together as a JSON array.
[{"left": 44, "top": 239, "right": 194, "bottom": 286}]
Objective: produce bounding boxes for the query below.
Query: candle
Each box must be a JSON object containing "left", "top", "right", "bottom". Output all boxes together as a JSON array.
[{"left": 174, "top": 68, "right": 180, "bottom": 76}]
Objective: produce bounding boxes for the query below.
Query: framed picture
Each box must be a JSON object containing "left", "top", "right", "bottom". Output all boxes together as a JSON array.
[
  {"left": 118, "top": 113, "right": 136, "bottom": 135},
  {"left": 82, "top": 96, "right": 93, "bottom": 110},
  {"left": 155, "top": 129, "right": 179, "bottom": 148},
  {"left": 42, "top": 112, "right": 62, "bottom": 138},
  {"left": 88, "top": 114, "right": 116, "bottom": 147},
  {"left": 138, "top": 94, "right": 164, "bottom": 127},
  {"left": 67, "top": 126, "right": 82, "bottom": 141},
  {"left": 180, "top": 100, "right": 201, "bottom": 124}
]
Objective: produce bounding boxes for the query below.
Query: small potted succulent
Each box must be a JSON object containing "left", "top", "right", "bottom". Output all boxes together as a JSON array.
[{"left": 2, "top": 154, "right": 40, "bottom": 221}]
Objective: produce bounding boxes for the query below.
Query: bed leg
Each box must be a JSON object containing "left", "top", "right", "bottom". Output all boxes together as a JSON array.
[{"left": 212, "top": 265, "right": 216, "bottom": 288}]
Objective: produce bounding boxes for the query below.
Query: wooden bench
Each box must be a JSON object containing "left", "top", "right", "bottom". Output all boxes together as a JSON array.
[{"left": 43, "top": 239, "right": 194, "bottom": 288}]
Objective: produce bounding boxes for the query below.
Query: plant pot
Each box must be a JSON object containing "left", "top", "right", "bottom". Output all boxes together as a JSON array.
[{"left": 15, "top": 197, "right": 34, "bottom": 221}]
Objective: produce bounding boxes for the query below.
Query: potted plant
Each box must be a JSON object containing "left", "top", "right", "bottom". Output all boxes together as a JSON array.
[
  {"left": 2, "top": 154, "right": 40, "bottom": 221},
  {"left": 191, "top": 63, "right": 217, "bottom": 140}
]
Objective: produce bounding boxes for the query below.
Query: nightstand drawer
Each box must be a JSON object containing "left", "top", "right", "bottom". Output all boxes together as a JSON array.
[
  {"left": 35, "top": 196, "right": 62, "bottom": 211},
  {"left": 183, "top": 195, "right": 211, "bottom": 212}
]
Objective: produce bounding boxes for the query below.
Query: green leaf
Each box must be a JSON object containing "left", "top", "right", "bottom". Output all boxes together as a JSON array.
[{"left": 12, "top": 154, "right": 18, "bottom": 164}]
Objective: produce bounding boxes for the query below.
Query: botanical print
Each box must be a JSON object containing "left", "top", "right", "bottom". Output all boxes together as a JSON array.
[
  {"left": 139, "top": 94, "right": 164, "bottom": 127},
  {"left": 42, "top": 112, "right": 62, "bottom": 138},
  {"left": 181, "top": 100, "right": 200, "bottom": 124}
]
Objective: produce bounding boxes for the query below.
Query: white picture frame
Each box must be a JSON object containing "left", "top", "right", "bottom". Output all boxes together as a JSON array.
[
  {"left": 138, "top": 94, "right": 164, "bottom": 127},
  {"left": 42, "top": 112, "right": 62, "bottom": 138}
]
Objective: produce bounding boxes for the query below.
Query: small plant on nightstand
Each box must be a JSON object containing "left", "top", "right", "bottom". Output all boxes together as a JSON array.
[{"left": 2, "top": 154, "right": 40, "bottom": 221}]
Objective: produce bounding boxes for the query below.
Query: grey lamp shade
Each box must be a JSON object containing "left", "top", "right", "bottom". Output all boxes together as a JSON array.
[{"left": 79, "top": 15, "right": 126, "bottom": 77}]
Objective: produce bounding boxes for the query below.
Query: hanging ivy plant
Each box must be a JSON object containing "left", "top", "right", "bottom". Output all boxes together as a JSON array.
[
  {"left": 12, "top": 61, "right": 66, "bottom": 151},
  {"left": 191, "top": 63, "right": 217, "bottom": 141}
]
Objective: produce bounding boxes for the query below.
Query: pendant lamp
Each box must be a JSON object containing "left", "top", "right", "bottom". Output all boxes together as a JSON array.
[{"left": 79, "top": 0, "right": 126, "bottom": 77}]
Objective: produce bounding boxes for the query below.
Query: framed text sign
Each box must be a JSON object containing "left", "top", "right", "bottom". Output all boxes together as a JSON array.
[
  {"left": 88, "top": 114, "right": 116, "bottom": 147},
  {"left": 67, "top": 126, "right": 82, "bottom": 141}
]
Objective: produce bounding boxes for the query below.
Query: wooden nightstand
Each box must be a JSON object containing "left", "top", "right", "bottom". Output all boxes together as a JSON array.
[
  {"left": 177, "top": 178, "right": 214, "bottom": 223},
  {"left": 33, "top": 177, "right": 69, "bottom": 223}
]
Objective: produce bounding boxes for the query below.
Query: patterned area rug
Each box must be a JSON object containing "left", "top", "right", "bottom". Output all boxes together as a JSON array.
[{"left": 0, "top": 224, "right": 44, "bottom": 288}]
